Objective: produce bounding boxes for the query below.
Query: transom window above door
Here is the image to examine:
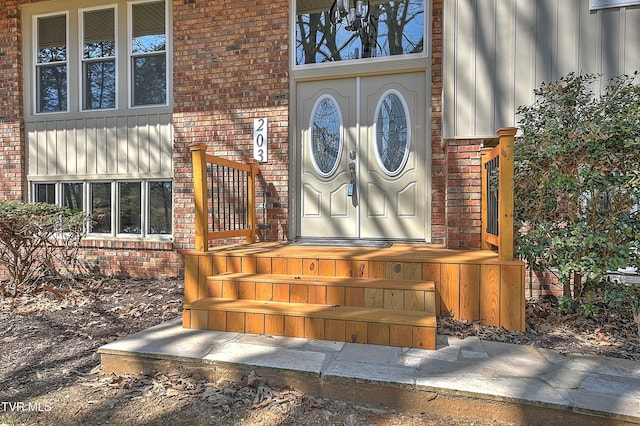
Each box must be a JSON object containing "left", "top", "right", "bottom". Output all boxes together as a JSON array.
[{"left": 295, "top": 0, "right": 426, "bottom": 64}]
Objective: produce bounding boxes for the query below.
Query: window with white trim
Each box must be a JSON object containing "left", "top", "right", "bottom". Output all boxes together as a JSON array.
[
  {"left": 81, "top": 7, "right": 116, "bottom": 110},
  {"left": 295, "top": 0, "right": 426, "bottom": 64},
  {"left": 36, "top": 13, "right": 68, "bottom": 113},
  {"left": 32, "top": 180, "right": 173, "bottom": 238},
  {"left": 130, "top": 0, "right": 167, "bottom": 106},
  {"left": 32, "top": 0, "right": 168, "bottom": 115}
]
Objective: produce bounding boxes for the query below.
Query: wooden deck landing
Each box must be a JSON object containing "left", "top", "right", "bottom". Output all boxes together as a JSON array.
[{"left": 183, "top": 242, "right": 526, "bottom": 349}]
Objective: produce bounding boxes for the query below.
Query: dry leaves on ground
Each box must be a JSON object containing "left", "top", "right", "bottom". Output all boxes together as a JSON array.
[
  {"left": 1, "top": 276, "right": 638, "bottom": 425},
  {"left": 438, "top": 294, "right": 640, "bottom": 360}
]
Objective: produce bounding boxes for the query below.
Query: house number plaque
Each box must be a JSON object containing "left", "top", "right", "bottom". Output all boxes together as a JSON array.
[{"left": 253, "top": 118, "right": 268, "bottom": 163}]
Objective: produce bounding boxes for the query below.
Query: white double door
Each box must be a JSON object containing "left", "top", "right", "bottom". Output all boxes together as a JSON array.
[{"left": 297, "top": 72, "right": 427, "bottom": 240}]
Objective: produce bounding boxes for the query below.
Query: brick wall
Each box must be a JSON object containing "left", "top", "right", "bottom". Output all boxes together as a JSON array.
[
  {"left": 445, "top": 139, "right": 483, "bottom": 250},
  {"left": 0, "top": 2, "right": 27, "bottom": 280},
  {"left": 172, "top": 0, "right": 290, "bottom": 252},
  {"left": 0, "top": 0, "right": 466, "bottom": 279},
  {"left": 430, "top": 0, "right": 445, "bottom": 245},
  {"left": 525, "top": 269, "right": 562, "bottom": 298},
  {"left": 0, "top": 0, "right": 289, "bottom": 278},
  {"left": 79, "top": 240, "right": 182, "bottom": 277},
  {"left": 0, "top": 1, "right": 25, "bottom": 202}
]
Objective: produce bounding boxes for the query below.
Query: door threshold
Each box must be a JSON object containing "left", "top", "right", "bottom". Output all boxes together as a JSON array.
[{"left": 292, "top": 238, "right": 394, "bottom": 248}]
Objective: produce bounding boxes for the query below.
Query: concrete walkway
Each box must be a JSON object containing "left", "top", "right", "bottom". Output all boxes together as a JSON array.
[{"left": 99, "top": 318, "right": 640, "bottom": 424}]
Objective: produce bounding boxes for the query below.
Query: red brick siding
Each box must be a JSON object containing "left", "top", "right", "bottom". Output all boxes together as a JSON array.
[
  {"left": 445, "top": 139, "right": 483, "bottom": 250},
  {"left": 430, "top": 0, "right": 446, "bottom": 245},
  {"left": 0, "top": 1, "right": 25, "bottom": 202},
  {"left": 525, "top": 269, "right": 562, "bottom": 298},
  {"left": 79, "top": 240, "right": 182, "bottom": 277},
  {"left": 172, "top": 0, "right": 290, "bottom": 252},
  {"left": 0, "top": 1, "right": 25, "bottom": 280},
  {"left": 0, "top": 0, "right": 469, "bottom": 279}
]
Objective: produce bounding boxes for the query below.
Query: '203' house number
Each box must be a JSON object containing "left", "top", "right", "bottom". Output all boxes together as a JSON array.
[{"left": 253, "top": 118, "right": 268, "bottom": 163}]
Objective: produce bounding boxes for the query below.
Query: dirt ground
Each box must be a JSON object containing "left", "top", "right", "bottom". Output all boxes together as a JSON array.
[{"left": 1, "top": 275, "right": 638, "bottom": 425}]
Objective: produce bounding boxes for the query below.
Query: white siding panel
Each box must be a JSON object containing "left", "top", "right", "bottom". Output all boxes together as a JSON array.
[
  {"left": 578, "top": 1, "right": 599, "bottom": 74},
  {"left": 474, "top": 0, "right": 497, "bottom": 136},
  {"left": 556, "top": 0, "right": 579, "bottom": 79},
  {"left": 148, "top": 114, "right": 160, "bottom": 172},
  {"left": 108, "top": 116, "right": 120, "bottom": 174},
  {"left": 601, "top": 9, "right": 621, "bottom": 77},
  {"left": 455, "top": 0, "right": 477, "bottom": 135},
  {"left": 95, "top": 119, "right": 107, "bottom": 175},
  {"left": 120, "top": 116, "right": 133, "bottom": 173},
  {"left": 624, "top": 8, "right": 640, "bottom": 72},
  {"left": 65, "top": 120, "right": 77, "bottom": 175},
  {"left": 495, "top": 0, "right": 515, "bottom": 130},
  {"left": 444, "top": 0, "right": 640, "bottom": 138},
  {"left": 513, "top": 0, "right": 536, "bottom": 118},
  {"left": 76, "top": 119, "right": 87, "bottom": 175},
  {"left": 27, "top": 113, "right": 173, "bottom": 179},
  {"left": 47, "top": 122, "right": 59, "bottom": 175}
]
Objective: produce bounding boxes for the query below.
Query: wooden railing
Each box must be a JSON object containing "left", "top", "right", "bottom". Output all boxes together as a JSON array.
[
  {"left": 481, "top": 127, "right": 517, "bottom": 261},
  {"left": 190, "top": 143, "right": 257, "bottom": 252}
]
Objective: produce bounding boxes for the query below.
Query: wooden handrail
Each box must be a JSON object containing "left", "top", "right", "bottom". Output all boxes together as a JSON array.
[
  {"left": 481, "top": 127, "right": 517, "bottom": 261},
  {"left": 190, "top": 143, "right": 257, "bottom": 252}
]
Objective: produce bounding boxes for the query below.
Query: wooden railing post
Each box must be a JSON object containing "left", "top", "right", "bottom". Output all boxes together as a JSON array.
[
  {"left": 480, "top": 145, "right": 494, "bottom": 251},
  {"left": 190, "top": 143, "right": 209, "bottom": 252},
  {"left": 247, "top": 159, "right": 257, "bottom": 243},
  {"left": 497, "top": 127, "right": 517, "bottom": 261}
]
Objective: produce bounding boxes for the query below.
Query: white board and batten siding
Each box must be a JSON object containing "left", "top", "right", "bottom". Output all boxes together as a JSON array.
[
  {"left": 443, "top": 0, "right": 640, "bottom": 139},
  {"left": 27, "top": 113, "right": 173, "bottom": 180}
]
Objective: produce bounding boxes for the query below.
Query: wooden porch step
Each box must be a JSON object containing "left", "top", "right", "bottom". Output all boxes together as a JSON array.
[
  {"left": 183, "top": 298, "right": 436, "bottom": 349},
  {"left": 206, "top": 273, "right": 436, "bottom": 313}
]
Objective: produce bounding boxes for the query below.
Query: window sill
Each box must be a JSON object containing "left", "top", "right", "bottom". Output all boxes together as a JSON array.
[{"left": 81, "top": 237, "right": 174, "bottom": 251}]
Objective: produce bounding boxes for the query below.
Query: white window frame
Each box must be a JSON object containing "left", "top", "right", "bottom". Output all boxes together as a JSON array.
[
  {"left": 88, "top": 181, "right": 115, "bottom": 237},
  {"left": 127, "top": 0, "right": 169, "bottom": 108},
  {"left": 79, "top": 4, "right": 119, "bottom": 112},
  {"left": 291, "top": 0, "right": 430, "bottom": 72},
  {"left": 29, "top": 1, "right": 170, "bottom": 116},
  {"left": 146, "top": 180, "right": 173, "bottom": 237},
  {"left": 60, "top": 181, "right": 86, "bottom": 211},
  {"left": 33, "top": 11, "right": 70, "bottom": 115},
  {"left": 31, "top": 180, "right": 173, "bottom": 240},
  {"left": 32, "top": 182, "right": 57, "bottom": 204},
  {"left": 116, "top": 180, "right": 142, "bottom": 237}
]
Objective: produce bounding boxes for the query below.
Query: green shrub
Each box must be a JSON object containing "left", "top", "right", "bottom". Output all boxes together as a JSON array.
[
  {"left": 577, "top": 303, "right": 600, "bottom": 318},
  {"left": 0, "top": 201, "right": 87, "bottom": 297},
  {"left": 557, "top": 296, "right": 574, "bottom": 314},
  {"left": 514, "top": 72, "right": 640, "bottom": 297}
]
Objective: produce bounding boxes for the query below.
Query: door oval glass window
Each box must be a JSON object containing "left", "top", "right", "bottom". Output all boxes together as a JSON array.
[
  {"left": 310, "top": 95, "right": 343, "bottom": 177},
  {"left": 374, "top": 90, "right": 411, "bottom": 176}
]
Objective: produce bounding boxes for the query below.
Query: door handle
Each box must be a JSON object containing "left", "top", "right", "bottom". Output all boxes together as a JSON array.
[{"left": 348, "top": 162, "right": 356, "bottom": 196}]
